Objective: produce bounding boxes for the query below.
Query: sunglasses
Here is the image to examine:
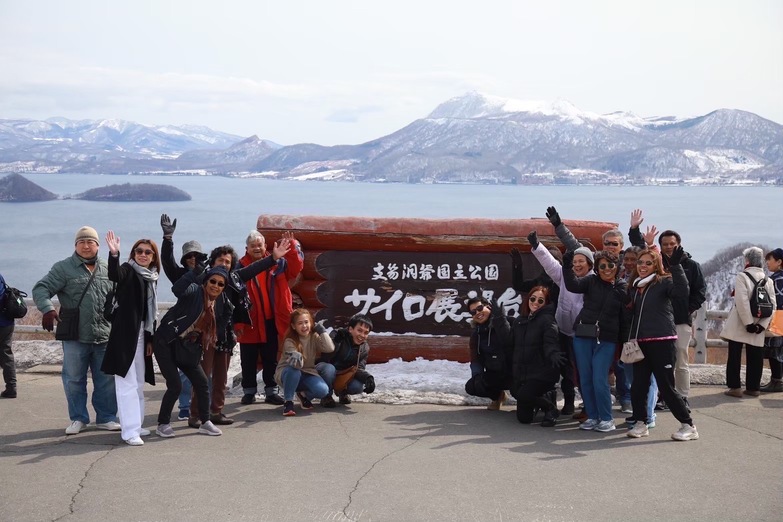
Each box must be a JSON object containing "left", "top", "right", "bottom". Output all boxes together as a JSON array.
[
  {"left": 637, "top": 260, "right": 654, "bottom": 266},
  {"left": 603, "top": 241, "right": 621, "bottom": 247},
  {"left": 598, "top": 262, "right": 616, "bottom": 270},
  {"left": 469, "top": 304, "right": 486, "bottom": 316},
  {"left": 134, "top": 248, "right": 153, "bottom": 256},
  {"left": 183, "top": 253, "right": 198, "bottom": 259},
  {"left": 529, "top": 296, "right": 545, "bottom": 305},
  {"left": 207, "top": 278, "right": 226, "bottom": 287}
]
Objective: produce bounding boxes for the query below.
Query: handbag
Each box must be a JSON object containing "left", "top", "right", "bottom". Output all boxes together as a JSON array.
[
  {"left": 55, "top": 268, "right": 97, "bottom": 341},
  {"left": 1, "top": 282, "right": 28, "bottom": 319},
  {"left": 768, "top": 310, "right": 783, "bottom": 337},
  {"left": 574, "top": 321, "right": 599, "bottom": 339},
  {"left": 333, "top": 348, "right": 361, "bottom": 393},
  {"left": 174, "top": 332, "right": 203, "bottom": 369},
  {"left": 620, "top": 285, "right": 649, "bottom": 364},
  {"left": 103, "top": 282, "right": 117, "bottom": 322}
]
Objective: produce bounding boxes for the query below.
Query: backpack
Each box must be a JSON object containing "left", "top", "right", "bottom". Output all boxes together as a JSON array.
[
  {"left": 742, "top": 271, "right": 774, "bottom": 319},
  {"left": 1, "top": 282, "right": 28, "bottom": 319}
]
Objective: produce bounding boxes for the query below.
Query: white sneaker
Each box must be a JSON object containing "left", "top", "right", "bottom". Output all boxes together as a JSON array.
[
  {"left": 671, "top": 423, "right": 699, "bottom": 441},
  {"left": 197, "top": 420, "right": 222, "bottom": 436},
  {"left": 594, "top": 420, "right": 616, "bottom": 432},
  {"left": 579, "top": 419, "right": 599, "bottom": 430},
  {"left": 156, "top": 424, "right": 175, "bottom": 438},
  {"left": 627, "top": 422, "right": 649, "bottom": 438},
  {"left": 65, "top": 420, "right": 85, "bottom": 435},
  {"left": 139, "top": 428, "right": 151, "bottom": 437},
  {"left": 96, "top": 421, "right": 121, "bottom": 431},
  {"left": 125, "top": 436, "right": 144, "bottom": 446}
]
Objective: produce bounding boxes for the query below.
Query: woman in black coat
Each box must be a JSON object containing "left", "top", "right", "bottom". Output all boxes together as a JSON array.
[
  {"left": 101, "top": 231, "right": 158, "bottom": 446},
  {"left": 511, "top": 286, "right": 565, "bottom": 427}
]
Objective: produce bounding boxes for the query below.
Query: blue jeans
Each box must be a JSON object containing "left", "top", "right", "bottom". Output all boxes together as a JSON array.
[
  {"left": 280, "top": 367, "right": 329, "bottom": 401},
  {"left": 61, "top": 341, "right": 117, "bottom": 424},
  {"left": 613, "top": 360, "right": 631, "bottom": 403},
  {"left": 623, "top": 361, "right": 657, "bottom": 424},
  {"left": 572, "top": 337, "right": 616, "bottom": 422},
  {"left": 316, "top": 362, "right": 364, "bottom": 396},
  {"left": 177, "top": 369, "right": 192, "bottom": 411}
]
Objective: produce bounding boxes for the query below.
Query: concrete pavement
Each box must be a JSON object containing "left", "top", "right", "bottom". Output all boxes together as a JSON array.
[{"left": 0, "top": 371, "right": 781, "bottom": 522}]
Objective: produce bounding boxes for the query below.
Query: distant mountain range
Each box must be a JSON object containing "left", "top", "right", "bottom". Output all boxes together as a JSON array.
[{"left": 1, "top": 92, "right": 781, "bottom": 184}]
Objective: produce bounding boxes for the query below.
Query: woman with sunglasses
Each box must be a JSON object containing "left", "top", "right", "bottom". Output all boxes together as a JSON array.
[
  {"left": 563, "top": 250, "right": 629, "bottom": 433},
  {"left": 625, "top": 247, "right": 699, "bottom": 441},
  {"left": 152, "top": 265, "right": 234, "bottom": 438},
  {"left": 511, "top": 286, "right": 565, "bottom": 426},
  {"left": 101, "top": 232, "right": 159, "bottom": 446},
  {"left": 465, "top": 297, "right": 512, "bottom": 410}
]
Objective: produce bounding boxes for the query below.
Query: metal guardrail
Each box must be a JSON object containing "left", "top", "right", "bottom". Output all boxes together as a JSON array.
[{"left": 16, "top": 299, "right": 729, "bottom": 363}]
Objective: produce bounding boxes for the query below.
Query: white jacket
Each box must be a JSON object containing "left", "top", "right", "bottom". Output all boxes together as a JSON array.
[
  {"left": 720, "top": 266, "right": 776, "bottom": 346},
  {"left": 532, "top": 244, "right": 584, "bottom": 337}
]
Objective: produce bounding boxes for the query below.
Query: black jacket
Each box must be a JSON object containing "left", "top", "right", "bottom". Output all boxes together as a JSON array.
[
  {"left": 161, "top": 237, "right": 188, "bottom": 286},
  {"left": 627, "top": 228, "right": 706, "bottom": 325},
  {"left": 469, "top": 308, "right": 512, "bottom": 380},
  {"left": 101, "top": 256, "right": 155, "bottom": 384},
  {"left": 563, "top": 258, "right": 629, "bottom": 344},
  {"left": 627, "top": 265, "right": 689, "bottom": 340},
  {"left": 320, "top": 328, "right": 372, "bottom": 383},
  {"left": 511, "top": 304, "right": 560, "bottom": 387}
]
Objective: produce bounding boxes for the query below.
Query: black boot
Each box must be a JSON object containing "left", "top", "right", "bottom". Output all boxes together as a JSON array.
[
  {"left": 541, "top": 408, "right": 559, "bottom": 427},
  {"left": 560, "top": 393, "right": 575, "bottom": 415}
]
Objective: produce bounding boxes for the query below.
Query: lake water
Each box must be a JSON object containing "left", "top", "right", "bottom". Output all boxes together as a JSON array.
[{"left": 1, "top": 173, "right": 780, "bottom": 300}]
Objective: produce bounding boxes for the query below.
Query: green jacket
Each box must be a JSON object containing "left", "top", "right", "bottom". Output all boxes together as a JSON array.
[{"left": 33, "top": 253, "right": 112, "bottom": 344}]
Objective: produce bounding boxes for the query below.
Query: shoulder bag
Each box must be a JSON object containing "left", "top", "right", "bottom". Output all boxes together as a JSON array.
[
  {"left": 333, "top": 349, "right": 361, "bottom": 393},
  {"left": 55, "top": 268, "right": 97, "bottom": 341},
  {"left": 574, "top": 287, "right": 611, "bottom": 343},
  {"left": 620, "top": 288, "right": 648, "bottom": 364}
]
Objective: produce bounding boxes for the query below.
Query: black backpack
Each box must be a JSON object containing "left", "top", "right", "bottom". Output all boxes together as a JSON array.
[
  {"left": 743, "top": 271, "right": 774, "bottom": 319},
  {"left": 1, "top": 282, "right": 28, "bottom": 319}
]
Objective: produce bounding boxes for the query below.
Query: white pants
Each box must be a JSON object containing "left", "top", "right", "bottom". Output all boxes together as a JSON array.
[
  {"left": 115, "top": 327, "right": 146, "bottom": 441},
  {"left": 674, "top": 323, "right": 692, "bottom": 397}
]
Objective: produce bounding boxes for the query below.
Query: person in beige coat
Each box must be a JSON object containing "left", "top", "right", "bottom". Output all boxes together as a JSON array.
[{"left": 720, "top": 247, "right": 777, "bottom": 397}]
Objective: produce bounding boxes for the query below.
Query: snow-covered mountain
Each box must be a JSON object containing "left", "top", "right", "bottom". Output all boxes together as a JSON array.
[{"left": 1, "top": 93, "right": 781, "bottom": 183}]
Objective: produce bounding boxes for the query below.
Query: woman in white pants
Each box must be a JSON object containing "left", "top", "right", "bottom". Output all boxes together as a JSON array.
[{"left": 101, "top": 231, "right": 159, "bottom": 446}]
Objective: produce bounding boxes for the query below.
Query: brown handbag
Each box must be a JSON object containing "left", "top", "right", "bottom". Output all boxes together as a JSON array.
[{"left": 333, "top": 349, "right": 361, "bottom": 393}]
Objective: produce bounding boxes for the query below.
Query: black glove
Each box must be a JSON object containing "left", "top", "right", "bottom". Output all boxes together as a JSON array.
[
  {"left": 668, "top": 245, "right": 684, "bottom": 266},
  {"left": 527, "top": 230, "right": 539, "bottom": 250},
  {"left": 490, "top": 297, "right": 504, "bottom": 320},
  {"left": 42, "top": 310, "right": 59, "bottom": 332},
  {"left": 363, "top": 375, "right": 375, "bottom": 394},
  {"left": 193, "top": 258, "right": 207, "bottom": 275},
  {"left": 160, "top": 214, "right": 177, "bottom": 238},
  {"left": 746, "top": 324, "right": 764, "bottom": 334},
  {"left": 549, "top": 350, "right": 567, "bottom": 368},
  {"left": 546, "top": 206, "right": 562, "bottom": 228},
  {"left": 314, "top": 320, "right": 326, "bottom": 335},
  {"left": 510, "top": 247, "right": 523, "bottom": 270},
  {"left": 562, "top": 250, "right": 574, "bottom": 268}
]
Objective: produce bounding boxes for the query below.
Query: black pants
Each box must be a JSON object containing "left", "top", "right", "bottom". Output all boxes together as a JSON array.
[
  {"left": 513, "top": 380, "right": 556, "bottom": 424},
  {"left": 558, "top": 333, "right": 576, "bottom": 402},
  {"left": 632, "top": 340, "right": 692, "bottom": 425},
  {"left": 154, "top": 337, "right": 210, "bottom": 425},
  {"left": 240, "top": 319, "right": 279, "bottom": 392},
  {"left": 726, "top": 340, "right": 764, "bottom": 391},
  {"left": 769, "top": 358, "right": 783, "bottom": 380},
  {"left": 465, "top": 371, "right": 507, "bottom": 401},
  {"left": 0, "top": 325, "right": 16, "bottom": 390}
]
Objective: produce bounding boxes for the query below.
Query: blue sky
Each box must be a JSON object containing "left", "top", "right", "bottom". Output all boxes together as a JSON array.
[{"left": 1, "top": 0, "right": 780, "bottom": 145}]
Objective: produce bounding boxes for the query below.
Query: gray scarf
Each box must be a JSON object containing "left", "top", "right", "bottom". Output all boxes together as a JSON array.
[{"left": 129, "top": 259, "right": 158, "bottom": 335}]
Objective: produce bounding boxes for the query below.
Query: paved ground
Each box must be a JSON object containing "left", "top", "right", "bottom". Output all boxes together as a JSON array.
[{"left": 0, "top": 371, "right": 781, "bottom": 522}]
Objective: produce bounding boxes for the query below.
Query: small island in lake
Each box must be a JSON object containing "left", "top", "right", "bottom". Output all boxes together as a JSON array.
[
  {"left": 73, "top": 183, "right": 191, "bottom": 202},
  {"left": 0, "top": 173, "right": 58, "bottom": 202}
]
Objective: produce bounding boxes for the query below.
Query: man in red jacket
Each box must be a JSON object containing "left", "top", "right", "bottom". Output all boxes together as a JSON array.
[{"left": 236, "top": 230, "right": 303, "bottom": 405}]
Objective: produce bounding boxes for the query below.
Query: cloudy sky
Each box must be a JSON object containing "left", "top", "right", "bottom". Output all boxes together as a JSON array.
[{"left": 1, "top": 1, "right": 780, "bottom": 145}]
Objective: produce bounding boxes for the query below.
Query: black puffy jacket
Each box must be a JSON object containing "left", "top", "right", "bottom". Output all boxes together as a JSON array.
[{"left": 511, "top": 304, "right": 560, "bottom": 388}]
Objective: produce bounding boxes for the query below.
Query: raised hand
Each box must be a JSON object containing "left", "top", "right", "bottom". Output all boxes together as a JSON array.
[
  {"left": 545, "top": 206, "right": 562, "bottom": 228},
  {"left": 527, "top": 230, "right": 540, "bottom": 250},
  {"left": 668, "top": 245, "right": 684, "bottom": 265},
  {"left": 642, "top": 225, "right": 658, "bottom": 247},
  {"left": 630, "top": 209, "right": 644, "bottom": 229},
  {"left": 313, "top": 319, "right": 327, "bottom": 335},
  {"left": 562, "top": 250, "right": 574, "bottom": 268},
  {"left": 105, "top": 230, "right": 120, "bottom": 255},
  {"left": 272, "top": 237, "right": 292, "bottom": 260},
  {"left": 160, "top": 214, "right": 177, "bottom": 238}
]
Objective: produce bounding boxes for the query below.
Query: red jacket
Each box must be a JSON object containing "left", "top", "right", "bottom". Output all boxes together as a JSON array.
[{"left": 237, "top": 240, "right": 303, "bottom": 344}]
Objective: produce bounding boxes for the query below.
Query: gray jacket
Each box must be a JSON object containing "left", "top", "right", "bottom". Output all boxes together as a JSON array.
[{"left": 33, "top": 253, "right": 112, "bottom": 344}]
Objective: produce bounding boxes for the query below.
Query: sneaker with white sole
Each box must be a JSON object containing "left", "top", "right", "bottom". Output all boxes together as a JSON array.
[
  {"left": 65, "top": 420, "right": 85, "bottom": 435},
  {"left": 620, "top": 401, "right": 633, "bottom": 414},
  {"left": 139, "top": 428, "right": 151, "bottom": 437},
  {"left": 177, "top": 409, "right": 190, "bottom": 421},
  {"left": 197, "top": 420, "right": 222, "bottom": 436},
  {"left": 96, "top": 421, "right": 121, "bottom": 431},
  {"left": 579, "top": 419, "right": 599, "bottom": 430},
  {"left": 594, "top": 420, "right": 616, "bottom": 432},
  {"left": 156, "top": 424, "right": 175, "bottom": 438},
  {"left": 125, "top": 436, "right": 144, "bottom": 446},
  {"left": 627, "top": 422, "right": 649, "bottom": 438},
  {"left": 671, "top": 423, "right": 699, "bottom": 441}
]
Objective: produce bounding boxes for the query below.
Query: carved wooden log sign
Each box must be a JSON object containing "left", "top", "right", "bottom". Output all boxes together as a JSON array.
[{"left": 257, "top": 215, "right": 616, "bottom": 364}]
